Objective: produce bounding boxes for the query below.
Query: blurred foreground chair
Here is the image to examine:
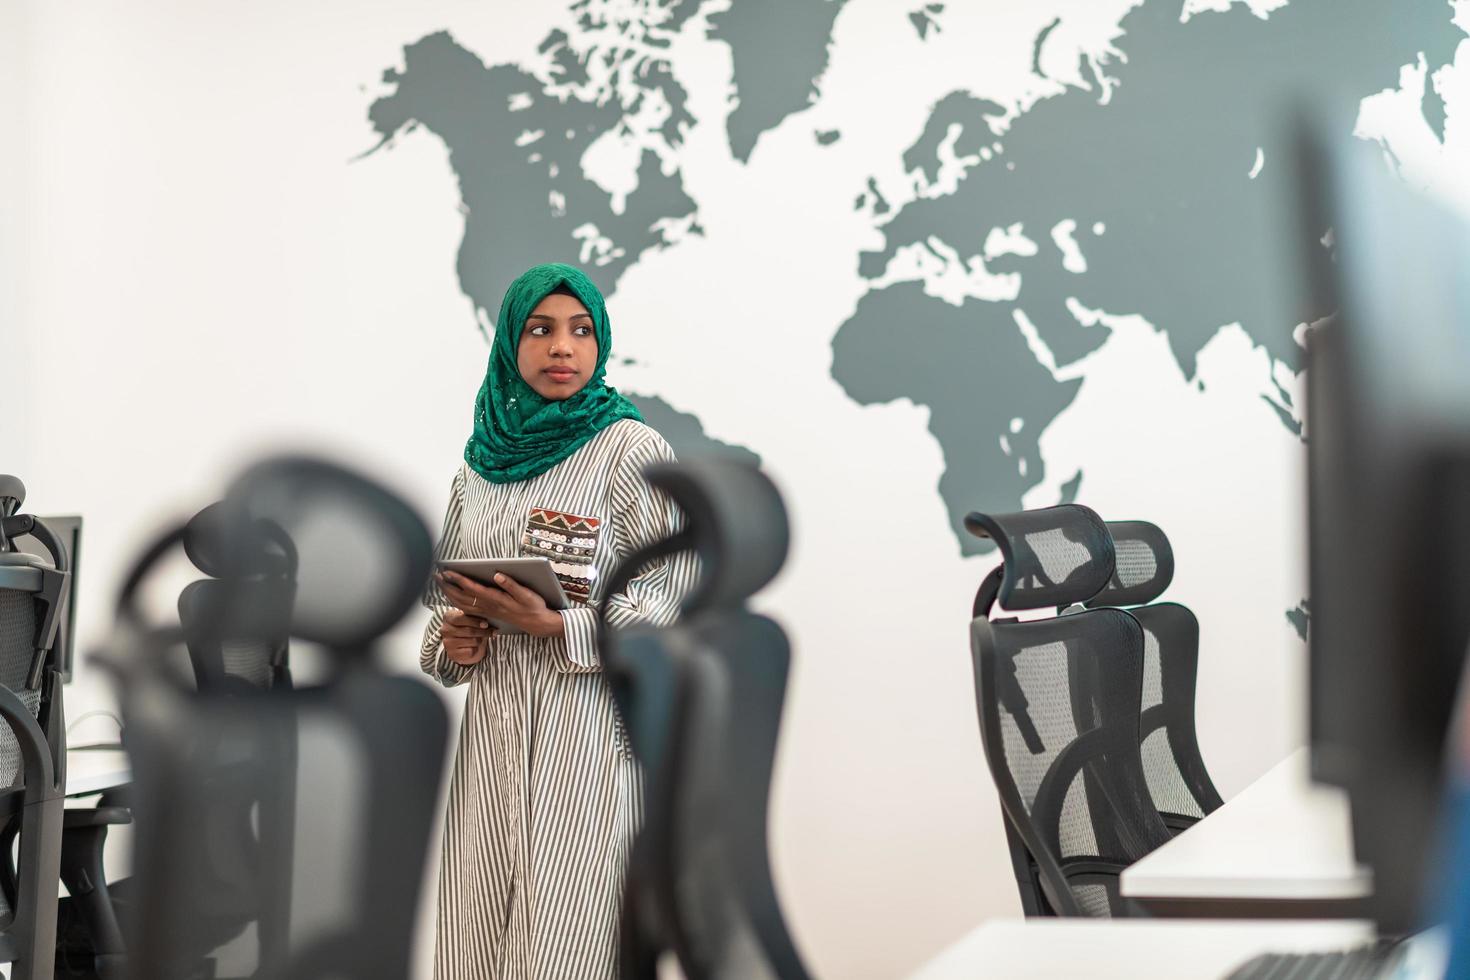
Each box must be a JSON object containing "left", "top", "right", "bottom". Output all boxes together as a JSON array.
[
  {"left": 0, "top": 476, "right": 68, "bottom": 980},
  {"left": 101, "top": 456, "right": 447, "bottom": 980},
  {"left": 967, "top": 504, "right": 1171, "bottom": 917},
  {"left": 599, "top": 458, "right": 809, "bottom": 980},
  {"left": 1084, "top": 520, "right": 1223, "bottom": 833},
  {"left": 58, "top": 501, "right": 301, "bottom": 979}
]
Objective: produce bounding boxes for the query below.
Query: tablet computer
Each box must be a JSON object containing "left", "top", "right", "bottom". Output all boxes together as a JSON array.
[{"left": 436, "top": 557, "right": 571, "bottom": 636}]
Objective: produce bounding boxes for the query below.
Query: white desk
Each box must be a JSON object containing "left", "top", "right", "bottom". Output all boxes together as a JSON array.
[
  {"left": 63, "top": 747, "right": 131, "bottom": 798},
  {"left": 910, "top": 919, "right": 1376, "bottom": 980},
  {"left": 1121, "top": 748, "right": 1372, "bottom": 917}
]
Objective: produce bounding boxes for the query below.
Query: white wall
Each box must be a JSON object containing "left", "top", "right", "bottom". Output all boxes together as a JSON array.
[{"left": 5, "top": 2, "right": 1470, "bottom": 978}]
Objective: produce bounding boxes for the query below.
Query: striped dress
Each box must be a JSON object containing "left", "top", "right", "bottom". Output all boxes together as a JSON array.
[{"left": 420, "top": 419, "right": 697, "bottom": 979}]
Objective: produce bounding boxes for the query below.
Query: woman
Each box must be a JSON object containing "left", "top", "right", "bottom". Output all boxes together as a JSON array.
[{"left": 421, "top": 262, "right": 696, "bottom": 979}]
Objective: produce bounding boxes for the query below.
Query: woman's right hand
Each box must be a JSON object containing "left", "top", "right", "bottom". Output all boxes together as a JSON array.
[{"left": 442, "top": 609, "right": 496, "bottom": 666}]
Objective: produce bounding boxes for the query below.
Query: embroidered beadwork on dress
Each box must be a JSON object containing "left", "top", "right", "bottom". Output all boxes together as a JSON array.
[{"left": 521, "top": 507, "right": 601, "bottom": 602}]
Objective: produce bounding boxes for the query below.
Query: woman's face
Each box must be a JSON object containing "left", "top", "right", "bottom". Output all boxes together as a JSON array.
[{"left": 518, "top": 292, "right": 599, "bottom": 401}]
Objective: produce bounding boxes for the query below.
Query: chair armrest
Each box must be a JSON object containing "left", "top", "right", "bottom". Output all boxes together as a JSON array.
[
  {"left": 1059, "top": 858, "right": 1132, "bottom": 879},
  {"left": 63, "top": 807, "right": 132, "bottom": 829}
]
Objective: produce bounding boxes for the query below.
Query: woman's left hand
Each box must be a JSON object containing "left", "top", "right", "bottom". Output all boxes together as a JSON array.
[{"left": 436, "top": 570, "right": 566, "bottom": 638}]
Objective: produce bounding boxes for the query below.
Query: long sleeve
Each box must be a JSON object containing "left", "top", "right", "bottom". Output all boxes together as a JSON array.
[
  {"left": 554, "top": 432, "right": 699, "bottom": 673},
  {"left": 421, "top": 468, "right": 478, "bottom": 688}
]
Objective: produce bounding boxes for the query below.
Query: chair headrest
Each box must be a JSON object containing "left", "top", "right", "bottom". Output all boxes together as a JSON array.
[
  {"left": 0, "top": 475, "right": 24, "bottom": 517},
  {"left": 964, "top": 504, "right": 1113, "bottom": 610},
  {"left": 220, "top": 456, "right": 432, "bottom": 650},
  {"left": 183, "top": 501, "right": 296, "bottom": 580},
  {"left": 643, "top": 459, "right": 789, "bottom": 612},
  {"left": 1086, "top": 520, "right": 1175, "bottom": 608}
]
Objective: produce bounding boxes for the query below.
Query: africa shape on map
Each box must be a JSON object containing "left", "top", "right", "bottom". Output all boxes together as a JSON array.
[{"left": 365, "top": 0, "right": 1463, "bottom": 562}]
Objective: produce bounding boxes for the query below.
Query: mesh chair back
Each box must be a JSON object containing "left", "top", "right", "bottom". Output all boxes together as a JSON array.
[
  {"left": 0, "top": 575, "right": 41, "bottom": 929},
  {"left": 0, "top": 587, "right": 41, "bottom": 786},
  {"left": 114, "top": 456, "right": 447, "bottom": 980},
  {"left": 971, "top": 610, "right": 1172, "bottom": 916},
  {"left": 614, "top": 622, "right": 806, "bottom": 980},
  {"left": 965, "top": 506, "right": 1114, "bottom": 612},
  {"left": 671, "top": 613, "right": 802, "bottom": 979},
  {"left": 1085, "top": 520, "right": 1222, "bottom": 828},
  {"left": 1131, "top": 603, "right": 1223, "bottom": 826},
  {"left": 0, "top": 517, "right": 68, "bottom": 917},
  {"left": 178, "top": 579, "right": 292, "bottom": 694},
  {"left": 0, "top": 485, "right": 67, "bottom": 977},
  {"left": 602, "top": 459, "right": 808, "bottom": 980},
  {"left": 125, "top": 672, "right": 445, "bottom": 980},
  {"left": 1085, "top": 520, "right": 1174, "bottom": 608},
  {"left": 0, "top": 585, "right": 44, "bottom": 933}
]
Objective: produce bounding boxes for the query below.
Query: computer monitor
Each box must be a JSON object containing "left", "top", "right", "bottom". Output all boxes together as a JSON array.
[
  {"left": 1298, "top": 128, "right": 1470, "bottom": 934},
  {"left": 13, "top": 515, "right": 81, "bottom": 683}
]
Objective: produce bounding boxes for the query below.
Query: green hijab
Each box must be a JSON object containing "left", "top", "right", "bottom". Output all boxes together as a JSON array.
[{"left": 464, "top": 263, "right": 643, "bottom": 484}]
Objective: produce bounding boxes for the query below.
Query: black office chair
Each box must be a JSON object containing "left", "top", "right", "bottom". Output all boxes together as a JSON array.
[
  {"left": 1084, "top": 520, "right": 1223, "bottom": 832},
  {"left": 967, "top": 505, "right": 1172, "bottom": 917},
  {"left": 55, "top": 500, "right": 301, "bottom": 980},
  {"left": 599, "top": 459, "right": 809, "bottom": 980},
  {"left": 0, "top": 476, "right": 69, "bottom": 980},
  {"left": 177, "top": 500, "right": 296, "bottom": 695},
  {"left": 102, "top": 456, "right": 448, "bottom": 980}
]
